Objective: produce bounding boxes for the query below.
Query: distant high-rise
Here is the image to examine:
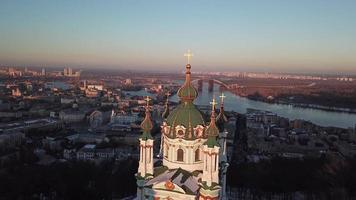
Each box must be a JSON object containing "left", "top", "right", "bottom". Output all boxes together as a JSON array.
[
  {"left": 64, "top": 67, "right": 68, "bottom": 76},
  {"left": 75, "top": 70, "right": 81, "bottom": 77},
  {"left": 63, "top": 67, "right": 80, "bottom": 77},
  {"left": 41, "top": 68, "right": 46, "bottom": 76}
]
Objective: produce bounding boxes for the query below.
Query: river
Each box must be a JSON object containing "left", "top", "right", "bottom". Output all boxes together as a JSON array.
[{"left": 124, "top": 83, "right": 356, "bottom": 129}]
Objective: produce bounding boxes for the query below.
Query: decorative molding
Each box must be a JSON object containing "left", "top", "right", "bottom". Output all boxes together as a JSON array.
[
  {"left": 175, "top": 125, "right": 186, "bottom": 138},
  {"left": 194, "top": 125, "right": 205, "bottom": 138}
]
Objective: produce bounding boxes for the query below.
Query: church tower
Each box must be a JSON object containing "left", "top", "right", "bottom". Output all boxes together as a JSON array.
[
  {"left": 136, "top": 97, "right": 154, "bottom": 200},
  {"left": 217, "top": 93, "right": 228, "bottom": 162},
  {"left": 136, "top": 50, "right": 228, "bottom": 200},
  {"left": 159, "top": 92, "right": 170, "bottom": 158},
  {"left": 200, "top": 97, "right": 221, "bottom": 200},
  {"left": 216, "top": 93, "right": 229, "bottom": 200}
]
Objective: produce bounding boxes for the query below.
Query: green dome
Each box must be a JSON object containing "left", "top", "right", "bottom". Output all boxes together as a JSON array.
[
  {"left": 165, "top": 63, "right": 206, "bottom": 140},
  {"left": 166, "top": 102, "right": 206, "bottom": 140},
  {"left": 177, "top": 64, "right": 198, "bottom": 102}
]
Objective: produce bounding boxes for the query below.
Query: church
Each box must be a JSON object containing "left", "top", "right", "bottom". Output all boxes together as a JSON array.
[{"left": 136, "top": 51, "right": 229, "bottom": 200}]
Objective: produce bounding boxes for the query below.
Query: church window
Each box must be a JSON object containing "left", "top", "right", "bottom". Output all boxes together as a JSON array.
[
  {"left": 214, "top": 155, "right": 217, "bottom": 171},
  {"left": 177, "top": 149, "right": 184, "bottom": 162},
  {"left": 195, "top": 149, "right": 200, "bottom": 161}
]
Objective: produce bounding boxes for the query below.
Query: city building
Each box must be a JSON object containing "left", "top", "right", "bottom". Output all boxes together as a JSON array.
[
  {"left": 87, "top": 84, "right": 104, "bottom": 91},
  {"left": 66, "top": 133, "right": 107, "bottom": 144},
  {"left": 89, "top": 110, "right": 104, "bottom": 129},
  {"left": 59, "top": 110, "right": 86, "bottom": 123},
  {"left": 41, "top": 68, "right": 46, "bottom": 76},
  {"left": 63, "top": 67, "right": 81, "bottom": 77},
  {"left": 0, "top": 131, "right": 25, "bottom": 151},
  {"left": 11, "top": 88, "right": 22, "bottom": 97},
  {"left": 76, "top": 144, "right": 116, "bottom": 161},
  {"left": 110, "top": 110, "right": 139, "bottom": 125},
  {"left": 42, "top": 137, "right": 64, "bottom": 151},
  {"left": 60, "top": 97, "right": 76, "bottom": 104},
  {"left": 85, "top": 88, "right": 100, "bottom": 98},
  {"left": 76, "top": 144, "right": 96, "bottom": 160},
  {"left": 59, "top": 102, "right": 87, "bottom": 123},
  {"left": 136, "top": 54, "right": 228, "bottom": 200}
]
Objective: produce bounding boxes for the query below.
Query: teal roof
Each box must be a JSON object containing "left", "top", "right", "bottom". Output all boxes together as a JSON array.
[
  {"left": 206, "top": 136, "right": 219, "bottom": 148},
  {"left": 216, "top": 106, "right": 228, "bottom": 132},
  {"left": 204, "top": 111, "right": 219, "bottom": 147}
]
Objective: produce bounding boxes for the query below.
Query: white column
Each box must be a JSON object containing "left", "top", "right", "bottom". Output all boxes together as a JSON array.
[
  {"left": 138, "top": 139, "right": 146, "bottom": 177},
  {"left": 203, "top": 151, "right": 206, "bottom": 172},
  {"left": 146, "top": 139, "right": 154, "bottom": 175},
  {"left": 202, "top": 145, "right": 220, "bottom": 187},
  {"left": 138, "top": 139, "right": 154, "bottom": 177},
  {"left": 206, "top": 153, "right": 211, "bottom": 186}
]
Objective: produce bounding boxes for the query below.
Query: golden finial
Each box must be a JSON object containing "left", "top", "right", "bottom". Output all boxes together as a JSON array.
[
  {"left": 144, "top": 96, "right": 151, "bottom": 108},
  {"left": 219, "top": 92, "right": 226, "bottom": 105},
  {"left": 210, "top": 96, "right": 217, "bottom": 112},
  {"left": 184, "top": 49, "right": 194, "bottom": 64}
]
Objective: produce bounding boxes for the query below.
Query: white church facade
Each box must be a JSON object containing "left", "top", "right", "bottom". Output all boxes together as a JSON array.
[{"left": 136, "top": 51, "right": 229, "bottom": 200}]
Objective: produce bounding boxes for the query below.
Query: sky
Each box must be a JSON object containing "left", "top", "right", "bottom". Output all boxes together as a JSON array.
[{"left": 0, "top": 0, "right": 356, "bottom": 74}]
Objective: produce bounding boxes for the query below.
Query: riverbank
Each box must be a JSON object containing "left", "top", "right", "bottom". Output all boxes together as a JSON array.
[
  {"left": 245, "top": 94, "right": 356, "bottom": 114},
  {"left": 279, "top": 101, "right": 356, "bottom": 114}
]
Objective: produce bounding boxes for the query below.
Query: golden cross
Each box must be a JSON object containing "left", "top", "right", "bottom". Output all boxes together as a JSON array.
[
  {"left": 184, "top": 49, "right": 194, "bottom": 64},
  {"left": 210, "top": 97, "right": 217, "bottom": 111},
  {"left": 219, "top": 92, "right": 226, "bottom": 104},
  {"left": 144, "top": 96, "right": 151, "bottom": 107}
]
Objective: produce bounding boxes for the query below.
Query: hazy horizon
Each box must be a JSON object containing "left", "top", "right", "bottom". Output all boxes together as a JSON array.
[
  {"left": 3, "top": 64, "right": 356, "bottom": 76},
  {"left": 1, "top": 0, "right": 356, "bottom": 74}
]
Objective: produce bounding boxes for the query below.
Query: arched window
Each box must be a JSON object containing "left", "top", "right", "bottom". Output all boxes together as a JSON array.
[
  {"left": 177, "top": 149, "right": 184, "bottom": 162},
  {"left": 195, "top": 149, "right": 200, "bottom": 161},
  {"left": 214, "top": 155, "right": 217, "bottom": 171}
]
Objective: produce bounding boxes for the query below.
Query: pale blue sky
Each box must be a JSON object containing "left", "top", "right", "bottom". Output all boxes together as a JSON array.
[{"left": 0, "top": 0, "right": 355, "bottom": 73}]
